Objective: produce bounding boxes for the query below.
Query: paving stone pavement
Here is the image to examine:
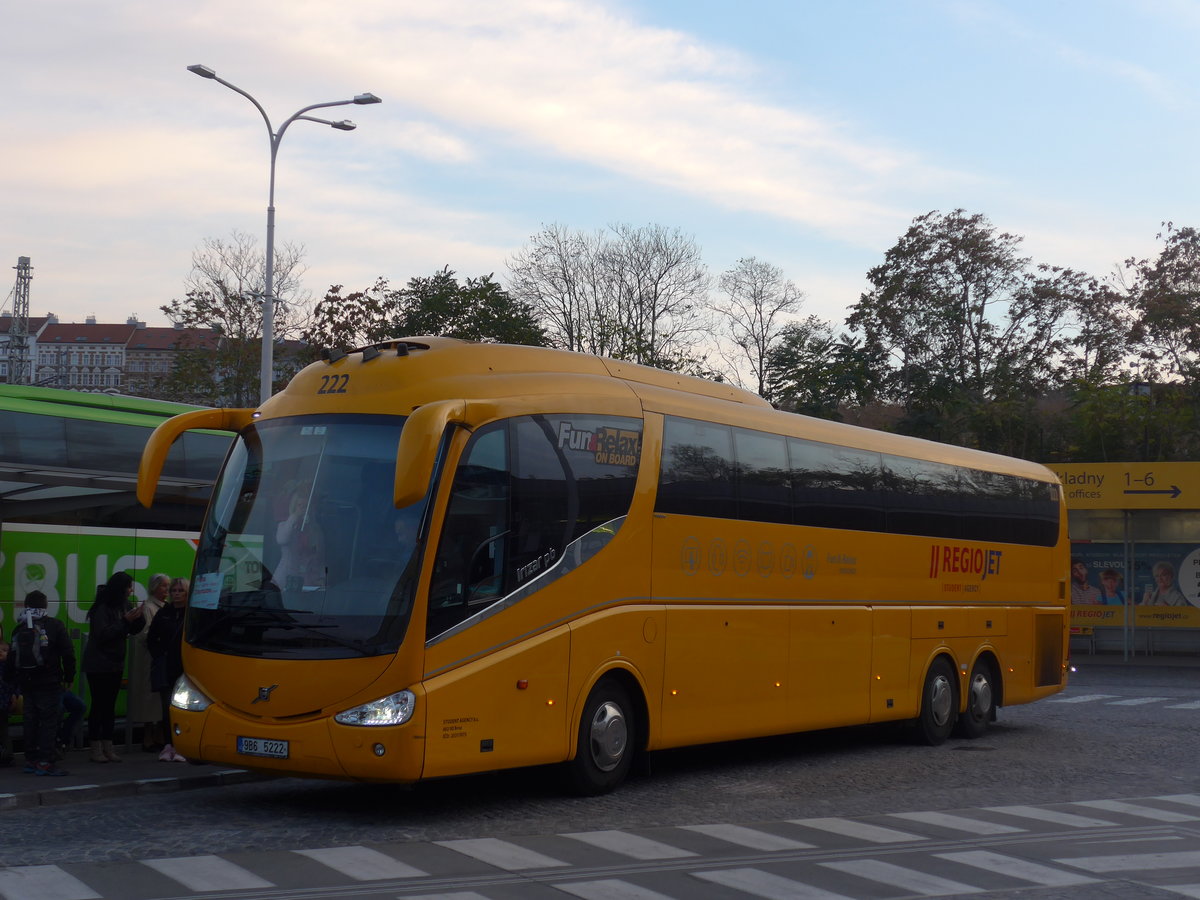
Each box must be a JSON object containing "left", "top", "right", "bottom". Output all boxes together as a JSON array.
[{"left": 0, "top": 742, "right": 264, "bottom": 810}]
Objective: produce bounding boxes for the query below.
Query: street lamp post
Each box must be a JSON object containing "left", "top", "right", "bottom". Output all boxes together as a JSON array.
[{"left": 186, "top": 64, "right": 381, "bottom": 405}]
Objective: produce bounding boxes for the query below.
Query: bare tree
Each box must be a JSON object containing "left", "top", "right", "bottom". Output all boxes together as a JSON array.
[
  {"left": 159, "top": 231, "right": 312, "bottom": 404},
  {"left": 507, "top": 224, "right": 620, "bottom": 356},
  {"left": 508, "top": 223, "right": 712, "bottom": 370},
  {"left": 177, "top": 230, "right": 312, "bottom": 341},
  {"left": 606, "top": 223, "right": 712, "bottom": 369},
  {"left": 717, "top": 257, "right": 804, "bottom": 398}
]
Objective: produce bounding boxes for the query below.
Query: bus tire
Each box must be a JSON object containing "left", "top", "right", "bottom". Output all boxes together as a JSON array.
[
  {"left": 566, "top": 678, "right": 634, "bottom": 796},
  {"left": 954, "top": 658, "right": 996, "bottom": 739},
  {"left": 915, "top": 658, "right": 957, "bottom": 746}
]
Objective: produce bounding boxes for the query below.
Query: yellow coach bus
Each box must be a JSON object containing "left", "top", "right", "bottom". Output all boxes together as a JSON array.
[{"left": 137, "top": 337, "right": 1069, "bottom": 793}]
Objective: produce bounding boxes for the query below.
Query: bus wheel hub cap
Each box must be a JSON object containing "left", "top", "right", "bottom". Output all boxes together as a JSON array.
[{"left": 589, "top": 701, "right": 627, "bottom": 771}]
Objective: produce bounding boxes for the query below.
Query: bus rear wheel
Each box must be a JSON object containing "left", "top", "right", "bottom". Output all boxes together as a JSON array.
[
  {"left": 954, "top": 659, "right": 996, "bottom": 739},
  {"left": 566, "top": 678, "right": 634, "bottom": 796},
  {"left": 915, "top": 658, "right": 957, "bottom": 746}
]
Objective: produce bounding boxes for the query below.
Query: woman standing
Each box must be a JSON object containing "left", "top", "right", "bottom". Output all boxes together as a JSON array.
[
  {"left": 128, "top": 573, "right": 168, "bottom": 751},
  {"left": 148, "top": 576, "right": 189, "bottom": 762},
  {"left": 83, "top": 571, "right": 145, "bottom": 763}
]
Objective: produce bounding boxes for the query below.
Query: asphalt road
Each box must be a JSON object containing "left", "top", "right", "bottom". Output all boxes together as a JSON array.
[{"left": 4, "top": 660, "right": 1199, "bottom": 871}]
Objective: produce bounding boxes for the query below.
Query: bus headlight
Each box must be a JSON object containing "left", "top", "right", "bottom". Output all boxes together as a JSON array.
[
  {"left": 170, "top": 674, "right": 213, "bottom": 712},
  {"left": 334, "top": 690, "right": 416, "bottom": 726}
]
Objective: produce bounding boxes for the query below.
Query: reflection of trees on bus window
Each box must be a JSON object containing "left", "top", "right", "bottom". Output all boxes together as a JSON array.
[
  {"left": 427, "top": 414, "right": 642, "bottom": 641},
  {"left": 654, "top": 414, "right": 1060, "bottom": 547}
]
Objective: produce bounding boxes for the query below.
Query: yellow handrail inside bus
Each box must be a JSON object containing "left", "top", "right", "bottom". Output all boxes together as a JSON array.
[{"left": 137, "top": 408, "right": 255, "bottom": 508}]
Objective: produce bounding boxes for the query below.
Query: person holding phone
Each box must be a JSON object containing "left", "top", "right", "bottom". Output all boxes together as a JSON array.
[
  {"left": 1141, "top": 560, "right": 1189, "bottom": 606},
  {"left": 82, "top": 571, "right": 145, "bottom": 763}
]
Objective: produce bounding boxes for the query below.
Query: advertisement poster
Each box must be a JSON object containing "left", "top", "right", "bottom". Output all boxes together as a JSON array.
[{"left": 1070, "top": 541, "right": 1200, "bottom": 628}]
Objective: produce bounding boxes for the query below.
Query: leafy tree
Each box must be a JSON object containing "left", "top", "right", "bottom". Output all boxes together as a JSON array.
[
  {"left": 847, "top": 209, "right": 1068, "bottom": 452},
  {"left": 303, "top": 278, "right": 401, "bottom": 352},
  {"left": 766, "top": 319, "right": 883, "bottom": 419},
  {"left": 303, "top": 268, "right": 546, "bottom": 351},
  {"left": 1127, "top": 223, "right": 1200, "bottom": 385},
  {"left": 717, "top": 257, "right": 804, "bottom": 399},
  {"left": 395, "top": 268, "right": 546, "bottom": 345}
]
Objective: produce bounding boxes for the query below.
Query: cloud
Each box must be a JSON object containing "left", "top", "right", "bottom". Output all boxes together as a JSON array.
[{"left": 7, "top": 0, "right": 1164, "bottom": 328}]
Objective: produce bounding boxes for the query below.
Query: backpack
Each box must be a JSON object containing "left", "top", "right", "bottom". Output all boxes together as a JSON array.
[{"left": 12, "top": 622, "right": 48, "bottom": 672}]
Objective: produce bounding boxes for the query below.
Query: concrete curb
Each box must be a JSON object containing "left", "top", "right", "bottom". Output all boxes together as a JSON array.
[{"left": 0, "top": 767, "right": 264, "bottom": 811}]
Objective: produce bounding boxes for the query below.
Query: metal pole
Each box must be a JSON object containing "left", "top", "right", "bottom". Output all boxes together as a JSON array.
[
  {"left": 262, "top": 147, "right": 278, "bottom": 405},
  {"left": 185, "top": 65, "right": 380, "bottom": 406}
]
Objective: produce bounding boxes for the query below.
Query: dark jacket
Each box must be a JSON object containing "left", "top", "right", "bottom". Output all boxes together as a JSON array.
[
  {"left": 82, "top": 602, "right": 145, "bottom": 674},
  {"left": 4, "top": 615, "right": 76, "bottom": 689},
  {"left": 146, "top": 603, "right": 186, "bottom": 691}
]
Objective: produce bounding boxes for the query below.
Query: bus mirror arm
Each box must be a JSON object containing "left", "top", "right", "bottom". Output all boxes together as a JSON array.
[
  {"left": 137, "top": 408, "right": 255, "bottom": 508},
  {"left": 394, "top": 399, "right": 471, "bottom": 508}
]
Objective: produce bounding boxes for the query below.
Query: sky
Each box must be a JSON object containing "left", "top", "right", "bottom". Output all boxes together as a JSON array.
[{"left": 2, "top": 0, "right": 1198, "bottom": 335}]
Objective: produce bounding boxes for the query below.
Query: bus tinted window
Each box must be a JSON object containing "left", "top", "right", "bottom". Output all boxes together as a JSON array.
[
  {"left": 790, "top": 439, "right": 886, "bottom": 532},
  {"left": 429, "top": 424, "right": 509, "bottom": 638},
  {"left": 734, "top": 428, "right": 791, "bottom": 524},
  {"left": 657, "top": 418, "right": 735, "bottom": 518},
  {"left": 657, "top": 415, "right": 1058, "bottom": 546},
  {"left": 0, "top": 409, "right": 228, "bottom": 483},
  {"left": 512, "top": 416, "right": 570, "bottom": 593},
  {"left": 883, "top": 455, "right": 962, "bottom": 539},
  {"left": 549, "top": 415, "right": 641, "bottom": 541},
  {"left": 429, "top": 414, "right": 643, "bottom": 640}
]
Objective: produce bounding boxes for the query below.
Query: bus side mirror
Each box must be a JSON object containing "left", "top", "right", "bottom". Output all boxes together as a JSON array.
[
  {"left": 394, "top": 399, "right": 469, "bottom": 509},
  {"left": 137, "top": 408, "right": 254, "bottom": 508}
]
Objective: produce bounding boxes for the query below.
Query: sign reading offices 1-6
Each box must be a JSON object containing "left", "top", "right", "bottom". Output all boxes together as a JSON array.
[
  {"left": 0, "top": 523, "right": 199, "bottom": 634},
  {"left": 1047, "top": 462, "right": 1200, "bottom": 509}
]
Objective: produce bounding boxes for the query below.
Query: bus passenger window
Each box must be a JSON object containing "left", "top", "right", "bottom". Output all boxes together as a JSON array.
[
  {"left": 734, "top": 428, "right": 790, "bottom": 524},
  {"left": 428, "top": 424, "right": 509, "bottom": 638},
  {"left": 427, "top": 414, "right": 643, "bottom": 641},
  {"left": 790, "top": 440, "right": 885, "bottom": 532},
  {"left": 656, "top": 417, "right": 735, "bottom": 519}
]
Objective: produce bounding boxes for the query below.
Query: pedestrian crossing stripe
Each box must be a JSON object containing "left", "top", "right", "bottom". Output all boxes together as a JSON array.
[{"left": 8, "top": 793, "right": 1200, "bottom": 900}]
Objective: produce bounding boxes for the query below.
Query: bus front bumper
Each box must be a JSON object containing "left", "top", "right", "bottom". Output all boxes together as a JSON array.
[{"left": 172, "top": 704, "right": 426, "bottom": 783}]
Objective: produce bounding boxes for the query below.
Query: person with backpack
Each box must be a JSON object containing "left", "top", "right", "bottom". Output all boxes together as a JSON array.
[{"left": 2, "top": 590, "right": 76, "bottom": 776}]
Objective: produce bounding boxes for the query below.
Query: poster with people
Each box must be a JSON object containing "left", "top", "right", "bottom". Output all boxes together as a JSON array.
[{"left": 1069, "top": 542, "right": 1200, "bottom": 627}]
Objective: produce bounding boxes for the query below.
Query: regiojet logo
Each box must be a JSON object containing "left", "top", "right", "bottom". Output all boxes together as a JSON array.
[{"left": 929, "top": 545, "right": 1003, "bottom": 580}]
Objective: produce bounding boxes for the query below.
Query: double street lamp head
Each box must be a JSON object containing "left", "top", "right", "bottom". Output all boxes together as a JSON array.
[
  {"left": 183, "top": 62, "right": 381, "bottom": 405},
  {"left": 186, "top": 64, "right": 382, "bottom": 114}
]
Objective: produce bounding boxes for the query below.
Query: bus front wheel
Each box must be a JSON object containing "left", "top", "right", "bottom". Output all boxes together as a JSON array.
[
  {"left": 566, "top": 679, "right": 634, "bottom": 795},
  {"left": 915, "top": 658, "right": 957, "bottom": 746},
  {"left": 954, "top": 659, "right": 996, "bottom": 739}
]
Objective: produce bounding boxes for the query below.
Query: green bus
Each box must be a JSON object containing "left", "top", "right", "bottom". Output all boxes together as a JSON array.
[{"left": 0, "top": 384, "right": 230, "bottom": 641}]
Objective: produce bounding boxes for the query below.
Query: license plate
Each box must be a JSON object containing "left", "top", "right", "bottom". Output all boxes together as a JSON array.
[{"left": 236, "top": 736, "right": 289, "bottom": 759}]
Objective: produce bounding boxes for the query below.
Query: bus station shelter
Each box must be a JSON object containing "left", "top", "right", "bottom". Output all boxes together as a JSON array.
[{"left": 1048, "top": 461, "right": 1200, "bottom": 658}]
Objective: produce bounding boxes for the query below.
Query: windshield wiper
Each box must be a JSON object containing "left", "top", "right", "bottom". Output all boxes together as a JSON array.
[{"left": 267, "top": 621, "right": 373, "bottom": 655}]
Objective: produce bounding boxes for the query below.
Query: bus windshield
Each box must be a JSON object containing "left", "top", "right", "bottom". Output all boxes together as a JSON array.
[{"left": 188, "top": 414, "right": 425, "bottom": 660}]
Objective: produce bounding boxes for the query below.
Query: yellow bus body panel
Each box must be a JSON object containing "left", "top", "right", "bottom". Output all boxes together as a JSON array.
[
  {"left": 150, "top": 338, "right": 1069, "bottom": 784},
  {"left": 421, "top": 626, "right": 571, "bottom": 778}
]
